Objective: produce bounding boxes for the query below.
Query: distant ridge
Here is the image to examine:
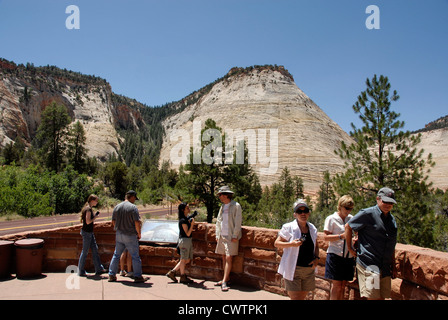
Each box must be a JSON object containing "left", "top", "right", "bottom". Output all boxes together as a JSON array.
[
  {"left": 414, "top": 115, "right": 448, "bottom": 133},
  {"left": 0, "top": 57, "right": 108, "bottom": 86}
]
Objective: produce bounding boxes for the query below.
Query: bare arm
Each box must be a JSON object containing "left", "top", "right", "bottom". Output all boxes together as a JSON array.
[
  {"left": 345, "top": 223, "right": 357, "bottom": 257},
  {"left": 182, "top": 219, "right": 195, "bottom": 237},
  {"left": 323, "top": 230, "right": 345, "bottom": 241},
  {"left": 85, "top": 209, "right": 99, "bottom": 225},
  {"left": 274, "top": 235, "right": 302, "bottom": 249},
  {"left": 135, "top": 220, "right": 142, "bottom": 239}
]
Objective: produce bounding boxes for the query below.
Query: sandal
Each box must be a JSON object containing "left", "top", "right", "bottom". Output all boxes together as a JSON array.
[{"left": 221, "top": 281, "right": 229, "bottom": 291}]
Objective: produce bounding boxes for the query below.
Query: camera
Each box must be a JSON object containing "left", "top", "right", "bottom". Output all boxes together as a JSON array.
[
  {"left": 187, "top": 210, "right": 198, "bottom": 220},
  {"left": 299, "top": 234, "right": 306, "bottom": 242}
]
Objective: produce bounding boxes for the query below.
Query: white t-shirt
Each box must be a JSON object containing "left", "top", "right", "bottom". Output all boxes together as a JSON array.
[
  {"left": 324, "top": 212, "right": 353, "bottom": 258},
  {"left": 221, "top": 203, "right": 230, "bottom": 236}
]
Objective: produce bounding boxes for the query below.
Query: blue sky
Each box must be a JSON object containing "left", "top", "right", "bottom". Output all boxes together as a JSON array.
[{"left": 0, "top": 0, "right": 447, "bottom": 133}]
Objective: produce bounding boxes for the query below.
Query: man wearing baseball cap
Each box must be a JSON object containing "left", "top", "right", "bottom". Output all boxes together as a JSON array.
[
  {"left": 108, "top": 190, "right": 147, "bottom": 283},
  {"left": 345, "top": 187, "right": 398, "bottom": 300}
]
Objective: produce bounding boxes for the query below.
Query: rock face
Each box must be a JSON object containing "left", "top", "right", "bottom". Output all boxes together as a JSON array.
[
  {"left": 0, "top": 61, "right": 141, "bottom": 160},
  {"left": 417, "top": 128, "right": 448, "bottom": 190},
  {"left": 1, "top": 60, "right": 446, "bottom": 192},
  {"left": 159, "top": 66, "right": 354, "bottom": 191}
]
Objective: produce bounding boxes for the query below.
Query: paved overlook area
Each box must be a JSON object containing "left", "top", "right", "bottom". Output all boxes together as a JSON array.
[
  {"left": 0, "top": 272, "right": 288, "bottom": 301},
  {"left": 1, "top": 209, "right": 448, "bottom": 301}
]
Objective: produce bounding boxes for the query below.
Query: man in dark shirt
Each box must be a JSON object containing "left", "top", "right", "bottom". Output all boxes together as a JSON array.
[{"left": 345, "top": 187, "right": 398, "bottom": 300}]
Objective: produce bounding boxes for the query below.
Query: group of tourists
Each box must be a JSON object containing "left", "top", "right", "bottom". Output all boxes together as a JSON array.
[
  {"left": 166, "top": 185, "right": 241, "bottom": 291},
  {"left": 78, "top": 190, "right": 147, "bottom": 283},
  {"left": 77, "top": 186, "right": 242, "bottom": 292},
  {"left": 275, "top": 187, "right": 397, "bottom": 300},
  {"left": 77, "top": 185, "right": 398, "bottom": 300}
]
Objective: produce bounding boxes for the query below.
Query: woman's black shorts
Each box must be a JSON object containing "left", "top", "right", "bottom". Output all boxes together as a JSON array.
[{"left": 324, "top": 253, "right": 355, "bottom": 281}]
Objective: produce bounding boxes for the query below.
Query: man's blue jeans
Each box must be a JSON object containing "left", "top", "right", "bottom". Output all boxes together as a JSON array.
[
  {"left": 108, "top": 230, "right": 142, "bottom": 277},
  {"left": 78, "top": 229, "right": 104, "bottom": 275}
]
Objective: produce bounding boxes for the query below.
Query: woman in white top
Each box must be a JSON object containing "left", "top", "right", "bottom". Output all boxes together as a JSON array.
[
  {"left": 323, "top": 195, "right": 355, "bottom": 300},
  {"left": 275, "top": 199, "right": 319, "bottom": 300}
]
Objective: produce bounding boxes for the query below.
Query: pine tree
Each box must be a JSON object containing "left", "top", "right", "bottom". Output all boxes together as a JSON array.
[
  {"left": 67, "top": 121, "right": 87, "bottom": 173},
  {"left": 2, "top": 142, "right": 18, "bottom": 165},
  {"left": 312, "top": 171, "right": 337, "bottom": 230},
  {"left": 180, "top": 119, "right": 223, "bottom": 222},
  {"left": 255, "top": 167, "right": 297, "bottom": 228},
  {"left": 334, "top": 75, "right": 435, "bottom": 246},
  {"left": 316, "top": 171, "right": 336, "bottom": 211},
  {"left": 102, "top": 161, "right": 128, "bottom": 199},
  {"left": 35, "top": 102, "right": 71, "bottom": 172},
  {"left": 293, "top": 176, "right": 304, "bottom": 199},
  {"left": 180, "top": 118, "right": 261, "bottom": 223},
  {"left": 279, "top": 167, "right": 294, "bottom": 202}
]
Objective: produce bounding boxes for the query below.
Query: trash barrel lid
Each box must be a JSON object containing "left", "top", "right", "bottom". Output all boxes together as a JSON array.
[
  {"left": 14, "top": 239, "right": 44, "bottom": 248},
  {"left": 0, "top": 240, "right": 14, "bottom": 246}
]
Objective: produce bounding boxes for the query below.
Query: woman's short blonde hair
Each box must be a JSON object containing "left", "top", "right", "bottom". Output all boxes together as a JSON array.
[{"left": 338, "top": 195, "right": 354, "bottom": 211}]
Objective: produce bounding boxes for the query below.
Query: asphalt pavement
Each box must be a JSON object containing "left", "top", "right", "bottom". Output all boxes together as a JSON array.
[{"left": 0, "top": 206, "right": 170, "bottom": 236}]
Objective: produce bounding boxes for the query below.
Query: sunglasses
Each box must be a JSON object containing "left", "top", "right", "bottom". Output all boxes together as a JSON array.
[
  {"left": 344, "top": 207, "right": 354, "bottom": 211},
  {"left": 295, "top": 208, "right": 310, "bottom": 214}
]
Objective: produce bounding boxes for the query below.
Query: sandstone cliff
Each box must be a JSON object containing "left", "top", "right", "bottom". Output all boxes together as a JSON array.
[
  {"left": 0, "top": 60, "right": 143, "bottom": 160},
  {"left": 1, "top": 59, "right": 446, "bottom": 192},
  {"left": 159, "top": 66, "right": 354, "bottom": 191},
  {"left": 414, "top": 115, "right": 448, "bottom": 190},
  {"left": 417, "top": 127, "right": 448, "bottom": 190}
]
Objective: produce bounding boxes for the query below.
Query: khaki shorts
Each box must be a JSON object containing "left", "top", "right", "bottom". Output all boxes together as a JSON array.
[
  {"left": 356, "top": 263, "right": 391, "bottom": 299},
  {"left": 178, "top": 237, "right": 193, "bottom": 260},
  {"left": 284, "top": 266, "right": 316, "bottom": 292},
  {"left": 215, "top": 236, "right": 239, "bottom": 256}
]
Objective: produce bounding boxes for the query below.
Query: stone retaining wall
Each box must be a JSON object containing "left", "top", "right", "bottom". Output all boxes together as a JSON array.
[{"left": 2, "top": 221, "right": 448, "bottom": 300}]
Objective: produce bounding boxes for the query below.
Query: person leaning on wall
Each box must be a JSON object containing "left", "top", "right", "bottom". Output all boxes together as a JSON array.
[
  {"left": 345, "top": 187, "right": 398, "bottom": 300},
  {"left": 166, "top": 202, "right": 196, "bottom": 284}
]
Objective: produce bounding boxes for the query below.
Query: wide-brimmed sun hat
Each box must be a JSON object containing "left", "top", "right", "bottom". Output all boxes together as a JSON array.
[{"left": 217, "top": 186, "right": 234, "bottom": 194}]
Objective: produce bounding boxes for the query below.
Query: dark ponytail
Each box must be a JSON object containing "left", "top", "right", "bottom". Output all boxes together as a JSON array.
[{"left": 178, "top": 202, "right": 187, "bottom": 220}]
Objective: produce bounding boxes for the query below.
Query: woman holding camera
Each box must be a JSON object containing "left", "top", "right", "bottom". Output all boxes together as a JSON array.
[
  {"left": 166, "top": 202, "right": 196, "bottom": 284},
  {"left": 274, "top": 199, "right": 320, "bottom": 300},
  {"left": 78, "top": 194, "right": 106, "bottom": 276}
]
